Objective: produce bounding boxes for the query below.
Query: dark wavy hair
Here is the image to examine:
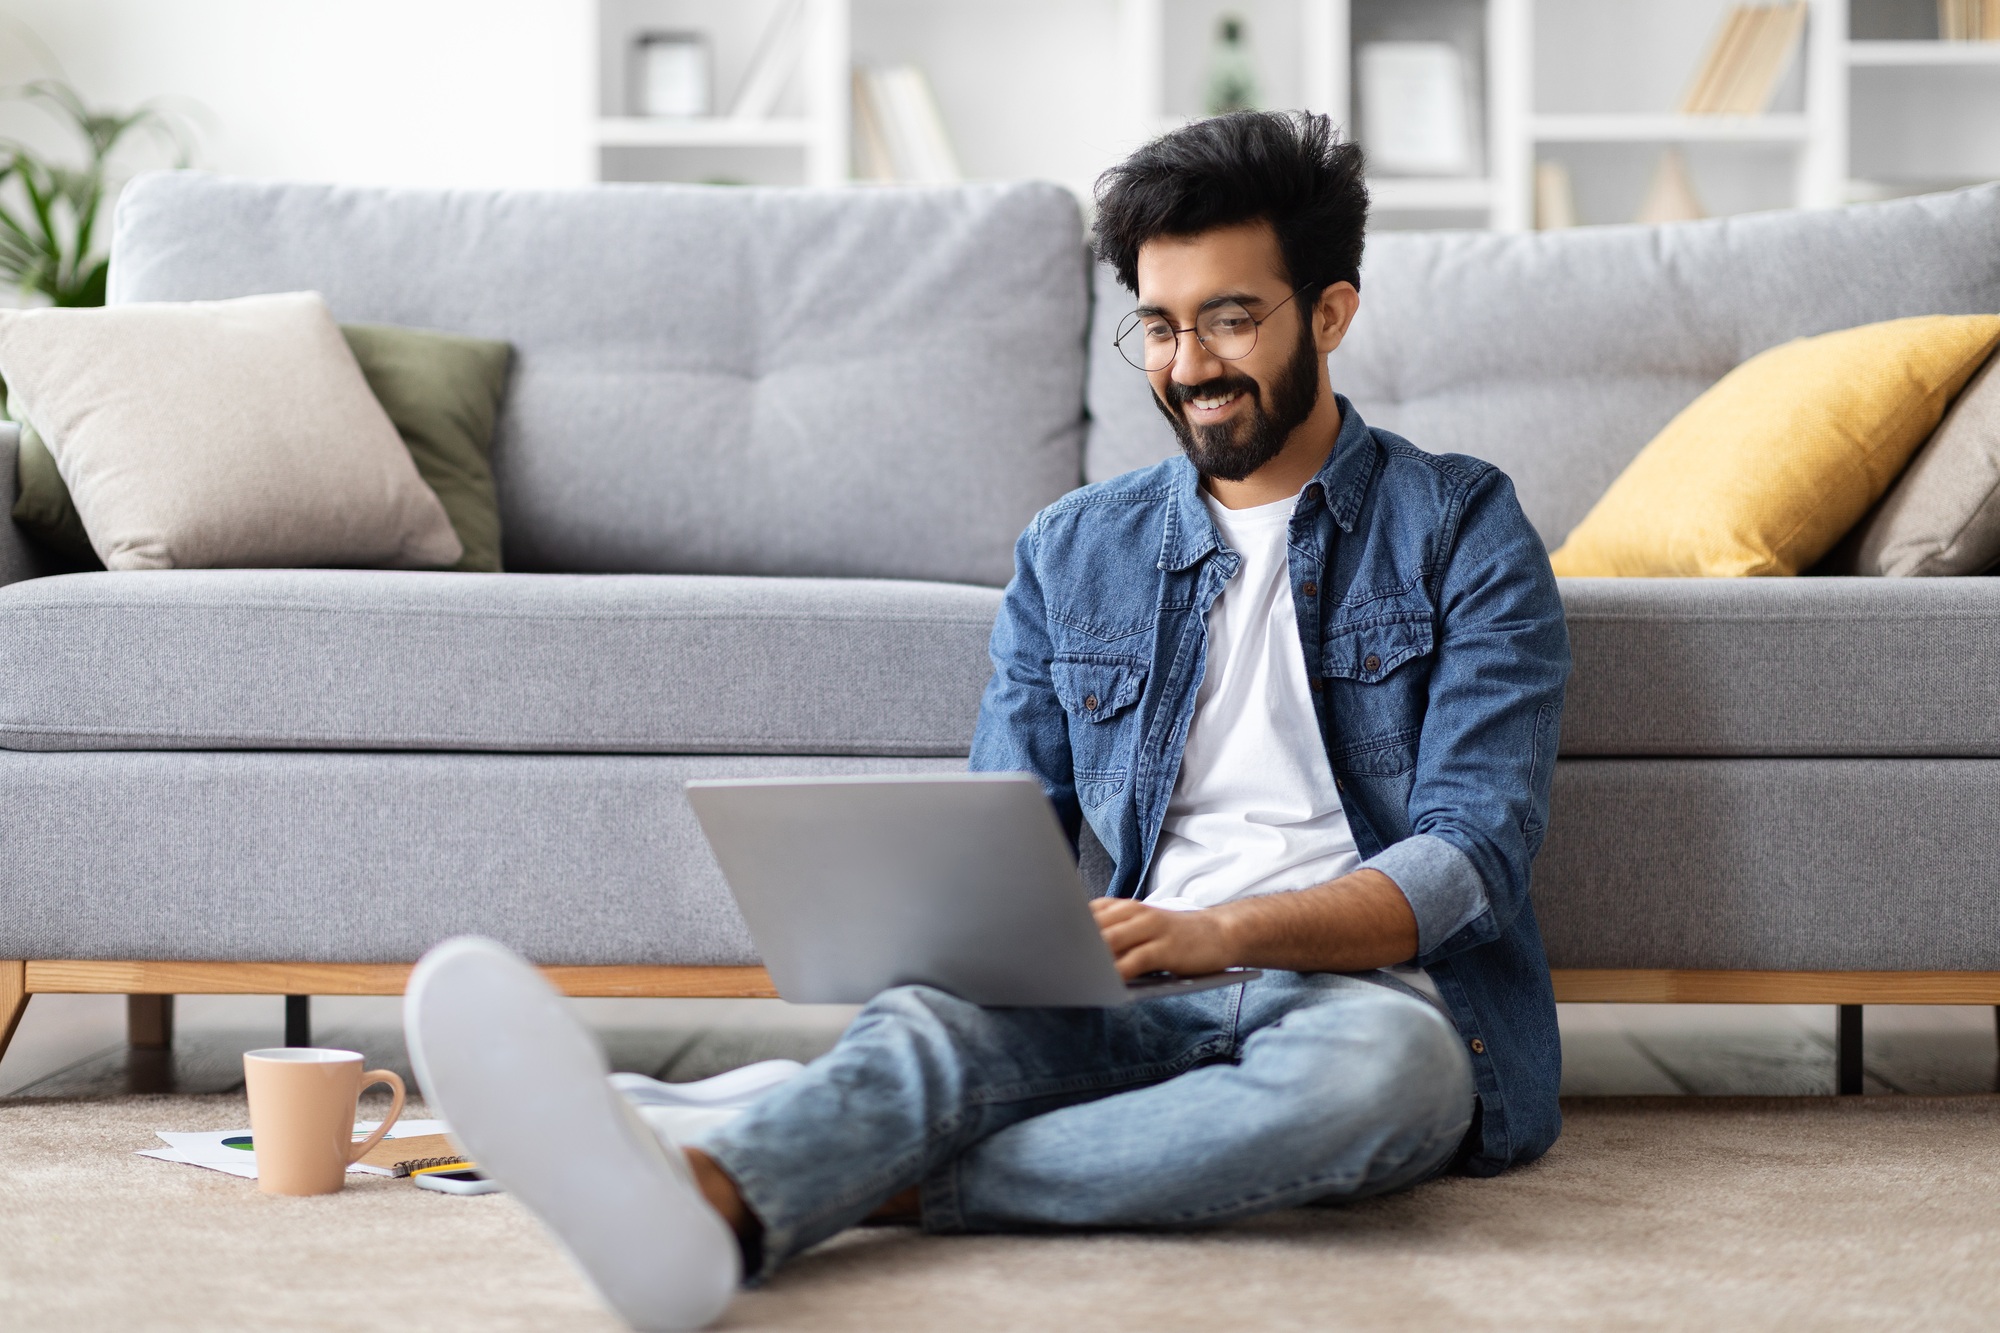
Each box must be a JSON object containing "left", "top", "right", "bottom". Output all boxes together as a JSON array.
[{"left": 1092, "top": 110, "right": 1368, "bottom": 297}]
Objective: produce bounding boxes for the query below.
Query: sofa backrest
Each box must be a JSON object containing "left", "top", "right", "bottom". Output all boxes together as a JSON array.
[
  {"left": 109, "top": 173, "right": 1090, "bottom": 586},
  {"left": 1086, "top": 183, "right": 2000, "bottom": 546}
]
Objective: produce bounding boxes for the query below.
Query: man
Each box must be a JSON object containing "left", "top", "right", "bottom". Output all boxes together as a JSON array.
[{"left": 404, "top": 110, "right": 1570, "bottom": 1331}]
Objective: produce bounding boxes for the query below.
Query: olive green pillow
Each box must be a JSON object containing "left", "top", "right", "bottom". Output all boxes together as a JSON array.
[
  {"left": 10, "top": 415, "right": 94, "bottom": 566},
  {"left": 9, "top": 321, "right": 512, "bottom": 573}
]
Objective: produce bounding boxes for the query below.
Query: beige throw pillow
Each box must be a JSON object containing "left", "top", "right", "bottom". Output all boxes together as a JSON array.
[
  {"left": 1847, "top": 350, "right": 2000, "bottom": 576},
  {"left": 0, "top": 292, "right": 462, "bottom": 571}
]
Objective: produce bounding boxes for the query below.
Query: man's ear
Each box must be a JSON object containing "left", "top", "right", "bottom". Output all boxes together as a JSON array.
[{"left": 1313, "top": 282, "right": 1361, "bottom": 356}]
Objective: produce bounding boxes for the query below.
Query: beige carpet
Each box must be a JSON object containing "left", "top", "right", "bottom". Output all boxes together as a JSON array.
[{"left": 4, "top": 1094, "right": 1998, "bottom": 1331}]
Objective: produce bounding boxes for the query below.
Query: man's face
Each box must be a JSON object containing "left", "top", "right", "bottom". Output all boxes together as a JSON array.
[{"left": 1132, "top": 221, "right": 1324, "bottom": 483}]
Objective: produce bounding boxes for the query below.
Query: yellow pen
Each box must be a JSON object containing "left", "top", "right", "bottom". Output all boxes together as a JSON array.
[{"left": 407, "top": 1160, "right": 476, "bottom": 1178}]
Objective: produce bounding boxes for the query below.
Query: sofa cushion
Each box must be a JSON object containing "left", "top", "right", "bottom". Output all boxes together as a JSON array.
[
  {"left": 12, "top": 321, "right": 516, "bottom": 574},
  {"left": 1085, "top": 184, "right": 2000, "bottom": 546},
  {"left": 109, "top": 174, "right": 1090, "bottom": 587},
  {"left": 1846, "top": 348, "right": 2000, "bottom": 576},
  {"left": 1549, "top": 315, "right": 2000, "bottom": 576},
  {"left": 1536, "top": 758, "right": 2000, "bottom": 970},
  {"left": 0, "top": 750, "right": 964, "bottom": 965},
  {"left": 0, "top": 292, "right": 463, "bottom": 572},
  {"left": 0, "top": 570, "right": 1001, "bottom": 756},
  {"left": 1560, "top": 577, "right": 2000, "bottom": 756}
]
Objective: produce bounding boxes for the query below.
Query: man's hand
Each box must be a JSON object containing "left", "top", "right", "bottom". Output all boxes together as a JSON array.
[
  {"left": 1091, "top": 898, "right": 1234, "bottom": 979},
  {"left": 1090, "top": 869, "right": 1421, "bottom": 978}
]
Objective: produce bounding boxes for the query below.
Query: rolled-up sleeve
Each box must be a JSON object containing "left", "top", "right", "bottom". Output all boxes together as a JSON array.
[{"left": 1362, "top": 831, "right": 1487, "bottom": 957}]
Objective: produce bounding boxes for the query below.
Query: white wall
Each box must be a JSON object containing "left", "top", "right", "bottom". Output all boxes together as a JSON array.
[{"left": 0, "top": 0, "right": 595, "bottom": 188}]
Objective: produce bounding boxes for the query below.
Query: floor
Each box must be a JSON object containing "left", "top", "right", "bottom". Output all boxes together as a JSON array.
[
  {"left": 3, "top": 990, "right": 1997, "bottom": 1100},
  {"left": 11, "top": 1092, "right": 2000, "bottom": 1331},
  {"left": 7, "top": 993, "right": 1998, "bottom": 1330}
]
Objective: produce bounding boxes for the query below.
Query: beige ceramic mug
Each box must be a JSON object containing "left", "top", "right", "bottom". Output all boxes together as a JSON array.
[{"left": 242, "top": 1048, "right": 406, "bottom": 1196}]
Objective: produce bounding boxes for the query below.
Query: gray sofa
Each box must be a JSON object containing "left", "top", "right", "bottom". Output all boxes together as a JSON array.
[{"left": 4, "top": 173, "right": 2000, "bottom": 1046}]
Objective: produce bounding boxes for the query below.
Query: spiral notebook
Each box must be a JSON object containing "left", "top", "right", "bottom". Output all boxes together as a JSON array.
[{"left": 354, "top": 1132, "right": 470, "bottom": 1177}]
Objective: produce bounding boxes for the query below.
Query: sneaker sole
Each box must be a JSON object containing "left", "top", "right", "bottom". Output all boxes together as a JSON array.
[{"left": 404, "top": 937, "right": 740, "bottom": 1329}]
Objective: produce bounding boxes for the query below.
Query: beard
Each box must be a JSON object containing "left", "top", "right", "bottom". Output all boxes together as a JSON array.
[{"left": 1153, "top": 321, "right": 1324, "bottom": 483}]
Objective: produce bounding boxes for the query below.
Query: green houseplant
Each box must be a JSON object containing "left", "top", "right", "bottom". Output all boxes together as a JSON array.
[{"left": 0, "top": 79, "right": 190, "bottom": 308}]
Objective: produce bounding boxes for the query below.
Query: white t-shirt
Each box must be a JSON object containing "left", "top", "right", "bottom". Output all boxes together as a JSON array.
[
  {"left": 1141, "top": 487, "right": 1441, "bottom": 1009},
  {"left": 1143, "top": 490, "right": 1361, "bottom": 907}
]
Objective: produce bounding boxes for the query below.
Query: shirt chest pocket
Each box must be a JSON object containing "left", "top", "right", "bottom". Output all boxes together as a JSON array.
[
  {"left": 1319, "top": 609, "right": 1434, "bottom": 777},
  {"left": 1050, "top": 655, "right": 1146, "bottom": 806}
]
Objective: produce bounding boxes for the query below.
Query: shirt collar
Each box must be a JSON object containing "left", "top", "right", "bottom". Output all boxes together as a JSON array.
[{"left": 1156, "top": 393, "right": 1378, "bottom": 572}]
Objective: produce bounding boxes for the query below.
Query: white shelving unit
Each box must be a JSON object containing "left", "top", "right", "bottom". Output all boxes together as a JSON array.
[
  {"left": 1526, "top": 114, "right": 1816, "bottom": 143},
  {"left": 595, "top": 117, "right": 823, "bottom": 149},
  {"left": 585, "top": 0, "right": 2000, "bottom": 230},
  {"left": 1516, "top": 0, "right": 2000, "bottom": 230},
  {"left": 1848, "top": 38, "right": 2000, "bottom": 63},
  {"left": 593, "top": 0, "right": 848, "bottom": 187},
  {"left": 1113, "top": 0, "right": 1517, "bottom": 229},
  {"left": 1502, "top": 0, "right": 1846, "bottom": 230}
]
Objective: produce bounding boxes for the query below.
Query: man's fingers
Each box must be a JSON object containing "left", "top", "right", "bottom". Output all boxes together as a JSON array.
[
  {"left": 1096, "top": 913, "right": 1167, "bottom": 957},
  {"left": 1112, "top": 940, "right": 1175, "bottom": 980}
]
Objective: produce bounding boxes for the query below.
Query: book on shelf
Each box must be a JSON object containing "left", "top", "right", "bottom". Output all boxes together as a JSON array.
[
  {"left": 1534, "top": 159, "right": 1577, "bottom": 230},
  {"left": 1679, "top": 3, "right": 1807, "bottom": 115},
  {"left": 731, "top": 0, "right": 809, "bottom": 120},
  {"left": 851, "top": 66, "right": 960, "bottom": 184},
  {"left": 1938, "top": 0, "right": 2000, "bottom": 41},
  {"left": 1634, "top": 148, "right": 1706, "bottom": 224},
  {"left": 1680, "top": 7, "right": 1752, "bottom": 114}
]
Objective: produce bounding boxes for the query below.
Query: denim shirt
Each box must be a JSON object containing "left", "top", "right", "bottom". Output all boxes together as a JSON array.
[{"left": 968, "top": 396, "right": 1571, "bottom": 1175}]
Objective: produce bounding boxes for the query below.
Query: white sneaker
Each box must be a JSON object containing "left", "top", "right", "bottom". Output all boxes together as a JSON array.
[
  {"left": 611, "top": 1060, "right": 805, "bottom": 1109},
  {"left": 405, "top": 938, "right": 740, "bottom": 1330},
  {"left": 610, "top": 1061, "right": 805, "bottom": 1148}
]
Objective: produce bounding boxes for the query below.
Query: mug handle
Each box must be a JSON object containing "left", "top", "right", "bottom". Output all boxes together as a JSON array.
[{"left": 346, "top": 1070, "right": 408, "bottom": 1165}]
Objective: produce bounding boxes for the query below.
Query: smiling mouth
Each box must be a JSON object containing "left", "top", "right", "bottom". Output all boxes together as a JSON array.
[{"left": 1188, "top": 389, "right": 1245, "bottom": 413}]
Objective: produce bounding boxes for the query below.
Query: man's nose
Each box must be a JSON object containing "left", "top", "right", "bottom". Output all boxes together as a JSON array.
[{"left": 1170, "top": 329, "right": 1225, "bottom": 384}]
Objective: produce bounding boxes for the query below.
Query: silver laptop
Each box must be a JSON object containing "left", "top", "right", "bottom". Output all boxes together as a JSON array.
[{"left": 685, "top": 772, "right": 1259, "bottom": 1007}]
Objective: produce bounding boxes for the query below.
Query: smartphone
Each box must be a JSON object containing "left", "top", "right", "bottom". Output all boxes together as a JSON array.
[{"left": 412, "top": 1169, "right": 502, "bottom": 1196}]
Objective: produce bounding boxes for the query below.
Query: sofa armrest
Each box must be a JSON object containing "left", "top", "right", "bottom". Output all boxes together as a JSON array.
[{"left": 0, "top": 422, "right": 50, "bottom": 587}]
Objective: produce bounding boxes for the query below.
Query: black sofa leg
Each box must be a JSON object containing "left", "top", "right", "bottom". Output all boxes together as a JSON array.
[
  {"left": 1837, "top": 1004, "right": 1863, "bottom": 1095},
  {"left": 285, "top": 994, "right": 312, "bottom": 1048},
  {"left": 128, "top": 995, "right": 174, "bottom": 1050}
]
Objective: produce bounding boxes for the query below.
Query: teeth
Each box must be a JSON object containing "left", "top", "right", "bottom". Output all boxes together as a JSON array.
[{"left": 1192, "top": 391, "right": 1241, "bottom": 410}]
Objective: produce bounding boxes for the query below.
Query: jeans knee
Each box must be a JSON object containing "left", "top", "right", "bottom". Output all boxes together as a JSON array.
[
  {"left": 1368, "top": 999, "right": 1475, "bottom": 1136},
  {"left": 863, "top": 982, "right": 968, "bottom": 1022},
  {"left": 853, "top": 984, "right": 979, "bottom": 1051},
  {"left": 1273, "top": 992, "right": 1471, "bottom": 1142}
]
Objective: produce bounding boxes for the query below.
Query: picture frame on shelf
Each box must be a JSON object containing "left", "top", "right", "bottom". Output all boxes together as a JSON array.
[{"left": 631, "top": 31, "right": 712, "bottom": 119}]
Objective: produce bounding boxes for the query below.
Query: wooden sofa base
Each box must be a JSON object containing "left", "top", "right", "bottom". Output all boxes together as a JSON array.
[
  {"left": 0, "top": 960, "right": 784, "bottom": 1068},
  {"left": 7, "top": 962, "right": 2000, "bottom": 1070}
]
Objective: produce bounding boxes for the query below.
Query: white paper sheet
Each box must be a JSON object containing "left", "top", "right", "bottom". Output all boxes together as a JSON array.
[{"left": 137, "top": 1119, "right": 452, "bottom": 1180}]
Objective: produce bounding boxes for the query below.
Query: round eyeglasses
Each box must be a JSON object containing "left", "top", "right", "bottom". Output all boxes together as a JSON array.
[{"left": 1113, "top": 284, "right": 1312, "bottom": 373}]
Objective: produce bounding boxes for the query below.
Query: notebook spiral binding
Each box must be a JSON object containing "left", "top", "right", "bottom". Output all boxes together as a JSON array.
[{"left": 392, "top": 1155, "right": 473, "bottom": 1178}]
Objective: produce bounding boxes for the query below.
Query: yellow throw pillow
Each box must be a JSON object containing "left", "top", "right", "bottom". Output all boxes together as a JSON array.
[{"left": 1549, "top": 315, "right": 2000, "bottom": 577}]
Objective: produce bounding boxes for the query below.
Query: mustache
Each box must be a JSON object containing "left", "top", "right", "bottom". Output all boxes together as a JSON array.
[{"left": 1164, "top": 374, "right": 1261, "bottom": 410}]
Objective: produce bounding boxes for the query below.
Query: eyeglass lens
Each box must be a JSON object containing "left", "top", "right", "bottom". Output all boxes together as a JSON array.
[{"left": 1116, "top": 301, "right": 1261, "bottom": 372}]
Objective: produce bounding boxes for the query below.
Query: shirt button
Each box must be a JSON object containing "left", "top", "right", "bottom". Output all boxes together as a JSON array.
[
  {"left": 1469, "top": 1038, "right": 1486, "bottom": 1055},
  {"left": 1302, "top": 581, "right": 1318, "bottom": 597},
  {"left": 1083, "top": 694, "right": 1099, "bottom": 711},
  {"left": 1363, "top": 653, "right": 1382, "bottom": 672}
]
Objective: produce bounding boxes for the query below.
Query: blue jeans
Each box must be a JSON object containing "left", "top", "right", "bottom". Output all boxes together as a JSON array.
[{"left": 694, "top": 971, "right": 1476, "bottom": 1282}]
